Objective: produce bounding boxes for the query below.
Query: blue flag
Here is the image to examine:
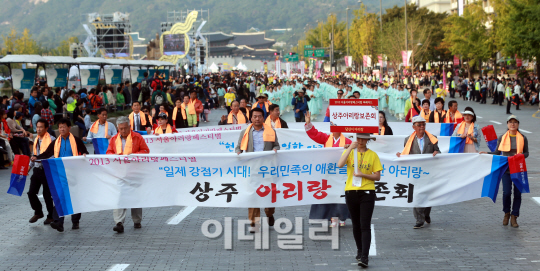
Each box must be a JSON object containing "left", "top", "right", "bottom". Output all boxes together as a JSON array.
[
  {"left": 92, "top": 138, "right": 110, "bottom": 154},
  {"left": 448, "top": 136, "right": 466, "bottom": 153},
  {"left": 440, "top": 123, "right": 455, "bottom": 136},
  {"left": 133, "top": 130, "right": 148, "bottom": 136}
]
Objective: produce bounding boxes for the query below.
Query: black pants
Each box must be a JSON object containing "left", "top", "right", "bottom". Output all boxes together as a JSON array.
[
  {"left": 295, "top": 114, "right": 305, "bottom": 122},
  {"left": 226, "top": 106, "right": 231, "bottom": 114},
  {"left": 481, "top": 89, "right": 487, "bottom": 103},
  {"left": 28, "top": 167, "right": 54, "bottom": 219},
  {"left": 498, "top": 93, "right": 505, "bottom": 105},
  {"left": 492, "top": 92, "right": 498, "bottom": 104},
  {"left": 52, "top": 207, "right": 81, "bottom": 226},
  {"left": 345, "top": 190, "right": 375, "bottom": 258},
  {"left": 506, "top": 97, "right": 512, "bottom": 113},
  {"left": 449, "top": 87, "right": 455, "bottom": 98},
  {"left": 9, "top": 136, "right": 30, "bottom": 156},
  {"left": 513, "top": 94, "right": 520, "bottom": 110}
]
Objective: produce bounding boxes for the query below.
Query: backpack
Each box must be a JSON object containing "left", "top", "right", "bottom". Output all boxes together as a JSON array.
[
  {"left": 154, "top": 92, "right": 164, "bottom": 105},
  {"left": 139, "top": 85, "right": 151, "bottom": 103}
]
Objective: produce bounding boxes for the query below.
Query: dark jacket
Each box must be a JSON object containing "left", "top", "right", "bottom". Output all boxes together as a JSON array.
[
  {"left": 403, "top": 133, "right": 440, "bottom": 154},
  {"left": 35, "top": 134, "right": 89, "bottom": 159}
]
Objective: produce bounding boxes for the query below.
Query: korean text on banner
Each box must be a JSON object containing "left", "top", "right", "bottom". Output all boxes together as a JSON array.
[
  {"left": 328, "top": 99, "right": 379, "bottom": 133},
  {"left": 41, "top": 150, "right": 510, "bottom": 216},
  {"left": 7, "top": 155, "right": 30, "bottom": 196}
]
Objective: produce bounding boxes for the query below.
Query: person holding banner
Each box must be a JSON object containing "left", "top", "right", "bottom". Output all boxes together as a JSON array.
[
  {"left": 129, "top": 102, "right": 152, "bottom": 134},
  {"left": 481, "top": 115, "right": 529, "bottom": 228},
  {"left": 33, "top": 118, "right": 88, "bottom": 232},
  {"left": 219, "top": 101, "right": 248, "bottom": 125},
  {"left": 337, "top": 133, "right": 382, "bottom": 268},
  {"left": 106, "top": 116, "right": 150, "bottom": 233},
  {"left": 452, "top": 108, "right": 480, "bottom": 153},
  {"left": 171, "top": 98, "right": 188, "bottom": 129},
  {"left": 396, "top": 116, "right": 440, "bottom": 229},
  {"left": 83, "top": 108, "right": 117, "bottom": 145},
  {"left": 154, "top": 113, "right": 178, "bottom": 134},
  {"left": 235, "top": 108, "right": 280, "bottom": 233},
  {"left": 265, "top": 104, "right": 288, "bottom": 128},
  {"left": 27, "top": 119, "right": 55, "bottom": 225},
  {"left": 304, "top": 111, "right": 351, "bottom": 227},
  {"left": 376, "top": 111, "right": 393, "bottom": 135}
]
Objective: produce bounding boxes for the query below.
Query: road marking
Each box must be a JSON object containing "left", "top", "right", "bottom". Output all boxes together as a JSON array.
[
  {"left": 107, "top": 264, "right": 130, "bottom": 271},
  {"left": 532, "top": 111, "right": 540, "bottom": 119},
  {"left": 490, "top": 120, "right": 502, "bottom": 125},
  {"left": 477, "top": 116, "right": 483, "bottom": 119},
  {"left": 520, "top": 129, "right": 532, "bottom": 134},
  {"left": 166, "top": 206, "right": 197, "bottom": 225},
  {"left": 38, "top": 194, "right": 43, "bottom": 199},
  {"left": 370, "top": 224, "right": 376, "bottom": 256},
  {"left": 314, "top": 263, "right": 328, "bottom": 266},
  {"left": 532, "top": 198, "right": 540, "bottom": 206}
]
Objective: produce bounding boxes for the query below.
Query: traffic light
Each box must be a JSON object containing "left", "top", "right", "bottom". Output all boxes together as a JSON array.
[{"left": 274, "top": 52, "right": 280, "bottom": 56}]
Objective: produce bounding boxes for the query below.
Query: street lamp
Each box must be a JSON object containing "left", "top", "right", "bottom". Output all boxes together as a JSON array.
[{"left": 346, "top": 8, "right": 350, "bottom": 56}]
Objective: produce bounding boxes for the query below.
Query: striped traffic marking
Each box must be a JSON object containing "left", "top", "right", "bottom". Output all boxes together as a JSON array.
[
  {"left": 107, "top": 264, "right": 130, "bottom": 271},
  {"left": 166, "top": 206, "right": 197, "bottom": 225},
  {"left": 520, "top": 129, "right": 532, "bottom": 134},
  {"left": 490, "top": 120, "right": 502, "bottom": 125},
  {"left": 370, "top": 224, "right": 376, "bottom": 256}
]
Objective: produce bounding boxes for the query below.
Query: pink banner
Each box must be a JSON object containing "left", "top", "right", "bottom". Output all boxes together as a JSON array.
[
  {"left": 453, "top": 55, "right": 460, "bottom": 66},
  {"left": 363, "top": 55, "right": 368, "bottom": 67},
  {"left": 401, "top": 51, "right": 408, "bottom": 66},
  {"left": 516, "top": 55, "right": 522, "bottom": 67},
  {"left": 378, "top": 55, "right": 383, "bottom": 83}
]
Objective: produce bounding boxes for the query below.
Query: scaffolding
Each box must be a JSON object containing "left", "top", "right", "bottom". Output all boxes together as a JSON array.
[{"left": 82, "top": 12, "right": 132, "bottom": 58}]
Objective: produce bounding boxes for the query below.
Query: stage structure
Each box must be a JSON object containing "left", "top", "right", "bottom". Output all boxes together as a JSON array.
[
  {"left": 159, "top": 10, "right": 209, "bottom": 74},
  {"left": 82, "top": 12, "right": 133, "bottom": 58}
]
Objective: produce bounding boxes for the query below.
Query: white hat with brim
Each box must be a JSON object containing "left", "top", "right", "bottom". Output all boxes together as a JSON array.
[
  {"left": 356, "top": 133, "right": 377, "bottom": 140},
  {"left": 462, "top": 110, "right": 475, "bottom": 116},
  {"left": 411, "top": 116, "right": 426, "bottom": 124}
]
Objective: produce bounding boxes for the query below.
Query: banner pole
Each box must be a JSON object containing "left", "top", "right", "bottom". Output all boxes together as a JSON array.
[{"left": 354, "top": 147, "right": 358, "bottom": 175}]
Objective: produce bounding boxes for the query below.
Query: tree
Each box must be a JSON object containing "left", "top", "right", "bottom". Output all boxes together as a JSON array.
[
  {"left": 442, "top": 2, "right": 490, "bottom": 78},
  {"left": 1, "top": 28, "right": 40, "bottom": 55},
  {"left": 49, "top": 37, "right": 80, "bottom": 56},
  {"left": 495, "top": 0, "right": 540, "bottom": 77},
  {"left": 297, "top": 14, "right": 346, "bottom": 63},
  {"left": 349, "top": 5, "right": 380, "bottom": 71}
]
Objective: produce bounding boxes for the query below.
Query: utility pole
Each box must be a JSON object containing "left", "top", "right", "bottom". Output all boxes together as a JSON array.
[
  {"left": 404, "top": 0, "right": 409, "bottom": 76},
  {"left": 346, "top": 8, "right": 350, "bottom": 57},
  {"left": 331, "top": 16, "right": 334, "bottom": 71}
]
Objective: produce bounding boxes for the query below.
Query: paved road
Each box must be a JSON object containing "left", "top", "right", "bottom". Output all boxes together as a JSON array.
[{"left": 0, "top": 96, "right": 539, "bottom": 270}]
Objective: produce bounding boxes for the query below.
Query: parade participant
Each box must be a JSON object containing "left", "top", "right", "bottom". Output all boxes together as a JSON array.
[
  {"left": 154, "top": 113, "right": 178, "bottom": 134},
  {"left": 182, "top": 95, "right": 198, "bottom": 127},
  {"left": 404, "top": 89, "right": 418, "bottom": 117},
  {"left": 396, "top": 116, "right": 440, "bottom": 229},
  {"left": 337, "top": 133, "right": 382, "bottom": 268},
  {"left": 481, "top": 115, "right": 529, "bottom": 228},
  {"left": 27, "top": 119, "right": 55, "bottom": 225},
  {"left": 445, "top": 100, "right": 463, "bottom": 124},
  {"left": 106, "top": 116, "right": 150, "bottom": 233},
  {"left": 252, "top": 94, "right": 270, "bottom": 119},
  {"left": 428, "top": 98, "right": 446, "bottom": 123},
  {"left": 129, "top": 101, "right": 152, "bottom": 134},
  {"left": 375, "top": 111, "right": 393, "bottom": 135},
  {"left": 235, "top": 108, "right": 279, "bottom": 233},
  {"left": 405, "top": 98, "right": 421, "bottom": 122},
  {"left": 422, "top": 89, "right": 436, "bottom": 111},
  {"left": 172, "top": 98, "right": 188, "bottom": 129},
  {"left": 419, "top": 100, "right": 432, "bottom": 122},
  {"left": 305, "top": 111, "right": 351, "bottom": 227},
  {"left": 219, "top": 100, "right": 248, "bottom": 125},
  {"left": 239, "top": 99, "right": 251, "bottom": 120},
  {"left": 452, "top": 108, "right": 480, "bottom": 153},
  {"left": 224, "top": 88, "right": 236, "bottom": 114},
  {"left": 83, "top": 108, "right": 117, "bottom": 144},
  {"left": 292, "top": 88, "right": 309, "bottom": 122},
  {"left": 33, "top": 118, "right": 88, "bottom": 232},
  {"left": 189, "top": 91, "right": 204, "bottom": 127},
  {"left": 264, "top": 104, "right": 288, "bottom": 128},
  {"left": 436, "top": 82, "right": 447, "bottom": 100}
]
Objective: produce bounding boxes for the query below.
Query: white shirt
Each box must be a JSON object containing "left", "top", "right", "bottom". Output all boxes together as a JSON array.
[
  {"left": 86, "top": 121, "right": 118, "bottom": 140},
  {"left": 497, "top": 83, "right": 505, "bottom": 93},
  {"left": 416, "top": 136, "right": 424, "bottom": 154},
  {"left": 252, "top": 127, "right": 265, "bottom": 152}
]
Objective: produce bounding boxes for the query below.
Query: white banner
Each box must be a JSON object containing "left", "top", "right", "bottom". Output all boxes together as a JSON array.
[
  {"left": 138, "top": 129, "right": 455, "bottom": 154},
  {"left": 174, "top": 124, "right": 247, "bottom": 134},
  {"left": 42, "top": 150, "right": 508, "bottom": 216},
  {"left": 287, "top": 122, "right": 448, "bottom": 136}
]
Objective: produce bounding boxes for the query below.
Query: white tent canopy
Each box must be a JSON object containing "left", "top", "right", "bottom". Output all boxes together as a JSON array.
[
  {"left": 209, "top": 62, "right": 219, "bottom": 72},
  {"left": 0, "top": 55, "right": 175, "bottom": 67}
]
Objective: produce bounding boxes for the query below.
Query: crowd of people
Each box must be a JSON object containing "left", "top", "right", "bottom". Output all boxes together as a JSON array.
[{"left": 0, "top": 67, "right": 535, "bottom": 268}]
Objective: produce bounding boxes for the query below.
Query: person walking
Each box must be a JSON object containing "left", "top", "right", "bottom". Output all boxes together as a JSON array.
[
  {"left": 481, "top": 115, "right": 529, "bottom": 228},
  {"left": 235, "top": 108, "right": 279, "bottom": 233},
  {"left": 337, "top": 133, "right": 382, "bottom": 268},
  {"left": 32, "top": 118, "right": 88, "bottom": 232},
  {"left": 292, "top": 89, "right": 309, "bottom": 122},
  {"left": 106, "top": 116, "right": 150, "bottom": 233},
  {"left": 396, "top": 116, "right": 440, "bottom": 229},
  {"left": 451, "top": 108, "right": 481, "bottom": 153}
]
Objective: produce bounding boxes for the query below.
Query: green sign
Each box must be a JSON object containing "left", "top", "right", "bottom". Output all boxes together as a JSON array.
[
  {"left": 304, "top": 45, "right": 313, "bottom": 49},
  {"left": 304, "top": 50, "right": 314, "bottom": 57},
  {"left": 286, "top": 55, "right": 299, "bottom": 62},
  {"left": 314, "top": 49, "right": 325, "bottom": 58}
]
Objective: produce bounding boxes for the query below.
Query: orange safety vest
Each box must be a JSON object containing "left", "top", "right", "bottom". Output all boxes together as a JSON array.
[
  {"left": 445, "top": 110, "right": 462, "bottom": 124},
  {"left": 90, "top": 120, "right": 108, "bottom": 135},
  {"left": 154, "top": 124, "right": 173, "bottom": 135}
]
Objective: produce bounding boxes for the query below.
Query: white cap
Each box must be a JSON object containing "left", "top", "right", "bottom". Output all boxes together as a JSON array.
[
  {"left": 411, "top": 116, "right": 426, "bottom": 124},
  {"left": 462, "top": 110, "right": 475, "bottom": 116}
]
